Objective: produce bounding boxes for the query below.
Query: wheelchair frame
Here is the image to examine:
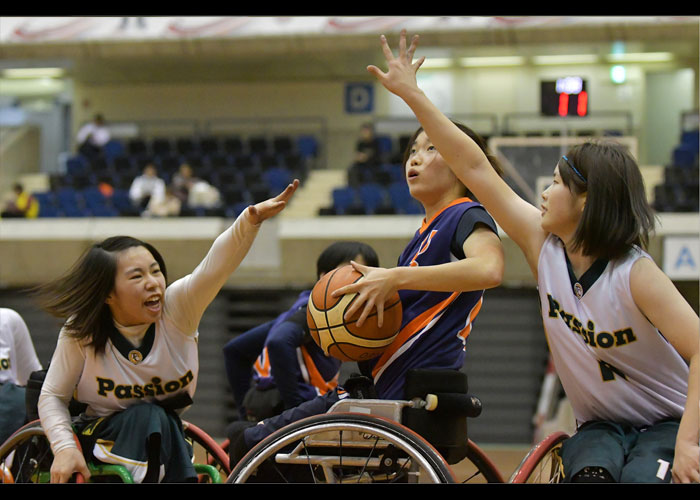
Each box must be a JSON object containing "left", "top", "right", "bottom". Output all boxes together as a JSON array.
[{"left": 225, "top": 395, "right": 567, "bottom": 484}]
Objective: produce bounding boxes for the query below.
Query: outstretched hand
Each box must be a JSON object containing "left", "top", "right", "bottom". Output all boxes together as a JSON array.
[
  {"left": 367, "top": 29, "right": 424, "bottom": 98},
  {"left": 246, "top": 179, "right": 299, "bottom": 225}
]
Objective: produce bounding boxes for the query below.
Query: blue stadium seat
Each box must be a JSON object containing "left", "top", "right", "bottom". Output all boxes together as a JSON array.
[
  {"left": 376, "top": 135, "right": 394, "bottom": 158},
  {"left": 81, "top": 187, "right": 118, "bottom": 217},
  {"left": 175, "top": 137, "right": 195, "bottom": 156},
  {"left": 66, "top": 155, "right": 89, "bottom": 177},
  {"left": 55, "top": 187, "right": 88, "bottom": 217},
  {"left": 223, "top": 136, "right": 244, "bottom": 156},
  {"left": 151, "top": 137, "right": 172, "bottom": 157},
  {"left": 33, "top": 192, "right": 60, "bottom": 218},
  {"left": 111, "top": 189, "right": 139, "bottom": 216},
  {"left": 388, "top": 181, "right": 422, "bottom": 214},
  {"left": 102, "top": 139, "right": 124, "bottom": 159},
  {"left": 680, "top": 129, "right": 699, "bottom": 150},
  {"left": 248, "top": 136, "right": 268, "bottom": 155},
  {"left": 331, "top": 186, "right": 360, "bottom": 215},
  {"left": 358, "top": 183, "right": 388, "bottom": 214},
  {"left": 272, "top": 136, "right": 293, "bottom": 155},
  {"left": 198, "top": 136, "right": 220, "bottom": 156},
  {"left": 264, "top": 167, "right": 292, "bottom": 193},
  {"left": 296, "top": 135, "right": 318, "bottom": 159}
]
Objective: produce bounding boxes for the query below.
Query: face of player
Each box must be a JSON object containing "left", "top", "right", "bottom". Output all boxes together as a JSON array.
[
  {"left": 105, "top": 245, "right": 166, "bottom": 326},
  {"left": 405, "top": 131, "right": 463, "bottom": 207},
  {"left": 540, "top": 166, "right": 586, "bottom": 241}
]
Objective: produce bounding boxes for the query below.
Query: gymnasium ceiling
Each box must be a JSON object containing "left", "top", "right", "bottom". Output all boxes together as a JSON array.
[{"left": 0, "top": 17, "right": 698, "bottom": 85}]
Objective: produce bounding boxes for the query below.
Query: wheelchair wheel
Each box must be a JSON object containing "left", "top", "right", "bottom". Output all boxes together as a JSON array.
[
  {"left": 451, "top": 439, "right": 505, "bottom": 483},
  {"left": 226, "top": 412, "right": 456, "bottom": 483},
  {"left": 182, "top": 421, "right": 230, "bottom": 483},
  {"left": 0, "top": 421, "right": 53, "bottom": 483},
  {"left": 509, "top": 431, "right": 569, "bottom": 483}
]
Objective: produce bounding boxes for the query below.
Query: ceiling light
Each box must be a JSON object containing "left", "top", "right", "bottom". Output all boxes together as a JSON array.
[
  {"left": 605, "top": 52, "right": 674, "bottom": 63},
  {"left": 532, "top": 54, "right": 599, "bottom": 65},
  {"left": 458, "top": 56, "right": 525, "bottom": 67},
  {"left": 420, "top": 57, "right": 454, "bottom": 69},
  {"left": 2, "top": 67, "right": 65, "bottom": 79}
]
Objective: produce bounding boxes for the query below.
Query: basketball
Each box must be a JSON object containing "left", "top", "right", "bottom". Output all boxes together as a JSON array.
[{"left": 306, "top": 265, "right": 402, "bottom": 362}]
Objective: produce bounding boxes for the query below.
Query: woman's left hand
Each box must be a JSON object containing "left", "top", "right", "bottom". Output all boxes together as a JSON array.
[
  {"left": 246, "top": 179, "right": 299, "bottom": 225},
  {"left": 331, "top": 261, "right": 398, "bottom": 328}
]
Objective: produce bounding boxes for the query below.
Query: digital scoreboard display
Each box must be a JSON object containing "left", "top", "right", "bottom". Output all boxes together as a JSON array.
[{"left": 541, "top": 77, "right": 588, "bottom": 117}]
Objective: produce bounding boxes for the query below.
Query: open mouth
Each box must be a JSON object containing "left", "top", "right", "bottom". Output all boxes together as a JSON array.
[
  {"left": 406, "top": 168, "right": 419, "bottom": 180},
  {"left": 144, "top": 296, "right": 162, "bottom": 311}
]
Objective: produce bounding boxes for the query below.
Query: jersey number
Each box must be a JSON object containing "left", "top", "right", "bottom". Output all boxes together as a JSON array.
[{"left": 598, "top": 360, "right": 627, "bottom": 382}]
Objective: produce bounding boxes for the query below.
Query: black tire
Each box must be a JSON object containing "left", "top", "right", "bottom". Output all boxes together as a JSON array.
[{"left": 227, "top": 412, "right": 457, "bottom": 483}]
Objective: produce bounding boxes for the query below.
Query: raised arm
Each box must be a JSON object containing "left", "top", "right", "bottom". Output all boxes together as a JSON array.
[
  {"left": 368, "top": 31, "right": 547, "bottom": 274},
  {"left": 165, "top": 180, "right": 299, "bottom": 333}
]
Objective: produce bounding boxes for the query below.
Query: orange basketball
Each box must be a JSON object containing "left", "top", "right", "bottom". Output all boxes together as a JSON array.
[{"left": 306, "top": 264, "right": 402, "bottom": 362}]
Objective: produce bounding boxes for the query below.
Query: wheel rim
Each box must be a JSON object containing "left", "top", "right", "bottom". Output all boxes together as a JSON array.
[{"left": 229, "top": 415, "right": 454, "bottom": 484}]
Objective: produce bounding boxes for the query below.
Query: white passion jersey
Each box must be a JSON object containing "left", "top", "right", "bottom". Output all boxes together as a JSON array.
[
  {"left": 537, "top": 234, "right": 688, "bottom": 428},
  {"left": 74, "top": 305, "right": 198, "bottom": 417}
]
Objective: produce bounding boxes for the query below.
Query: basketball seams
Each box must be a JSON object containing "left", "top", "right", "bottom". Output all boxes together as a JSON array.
[{"left": 306, "top": 264, "right": 402, "bottom": 362}]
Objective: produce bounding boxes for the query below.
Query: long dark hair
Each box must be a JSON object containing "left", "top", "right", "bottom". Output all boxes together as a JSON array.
[
  {"left": 559, "top": 139, "right": 656, "bottom": 260},
  {"left": 402, "top": 121, "right": 504, "bottom": 199},
  {"left": 34, "top": 236, "right": 167, "bottom": 354}
]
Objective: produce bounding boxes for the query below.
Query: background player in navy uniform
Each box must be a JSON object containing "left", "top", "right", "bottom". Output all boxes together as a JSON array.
[
  {"left": 228, "top": 67, "right": 505, "bottom": 465},
  {"left": 375, "top": 30, "right": 699, "bottom": 483},
  {"left": 35, "top": 180, "right": 298, "bottom": 483},
  {"left": 223, "top": 240, "right": 379, "bottom": 421}
]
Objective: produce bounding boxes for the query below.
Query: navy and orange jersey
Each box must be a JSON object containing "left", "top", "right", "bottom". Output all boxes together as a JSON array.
[
  {"left": 363, "top": 198, "right": 497, "bottom": 400},
  {"left": 253, "top": 300, "right": 341, "bottom": 399}
]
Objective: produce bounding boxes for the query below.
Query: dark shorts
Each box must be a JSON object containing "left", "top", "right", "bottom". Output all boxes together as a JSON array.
[
  {"left": 0, "top": 383, "right": 26, "bottom": 444},
  {"left": 74, "top": 402, "right": 196, "bottom": 483},
  {"left": 560, "top": 419, "right": 680, "bottom": 483}
]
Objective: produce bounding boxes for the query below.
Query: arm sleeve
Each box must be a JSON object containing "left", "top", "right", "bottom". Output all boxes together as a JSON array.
[
  {"left": 163, "top": 208, "right": 261, "bottom": 335},
  {"left": 450, "top": 206, "right": 499, "bottom": 259},
  {"left": 37, "top": 330, "right": 86, "bottom": 455}
]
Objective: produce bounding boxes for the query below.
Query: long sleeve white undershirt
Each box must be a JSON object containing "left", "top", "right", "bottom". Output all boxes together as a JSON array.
[{"left": 38, "top": 210, "right": 260, "bottom": 455}]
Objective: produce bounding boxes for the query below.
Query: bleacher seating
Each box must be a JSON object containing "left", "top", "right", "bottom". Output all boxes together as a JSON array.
[
  {"left": 653, "top": 128, "right": 699, "bottom": 213},
  {"left": 29, "top": 133, "right": 318, "bottom": 217}
]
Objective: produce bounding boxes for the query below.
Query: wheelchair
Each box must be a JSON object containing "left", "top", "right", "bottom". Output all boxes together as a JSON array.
[
  {"left": 0, "top": 418, "right": 230, "bottom": 484},
  {"left": 225, "top": 369, "right": 569, "bottom": 484},
  {"left": 0, "top": 369, "right": 231, "bottom": 484}
]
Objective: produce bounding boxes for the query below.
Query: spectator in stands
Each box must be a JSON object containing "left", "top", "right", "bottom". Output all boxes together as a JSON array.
[
  {"left": 1, "top": 183, "right": 39, "bottom": 218},
  {"left": 128, "top": 163, "right": 166, "bottom": 212},
  {"left": 348, "top": 122, "right": 382, "bottom": 186},
  {"left": 171, "top": 163, "right": 199, "bottom": 205},
  {"left": 76, "top": 113, "right": 110, "bottom": 159},
  {"left": 143, "top": 185, "right": 182, "bottom": 218},
  {"left": 0, "top": 307, "right": 43, "bottom": 444}
]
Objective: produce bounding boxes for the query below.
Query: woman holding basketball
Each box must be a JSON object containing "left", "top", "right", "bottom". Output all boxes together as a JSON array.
[
  {"left": 229, "top": 52, "right": 506, "bottom": 462},
  {"left": 36, "top": 180, "right": 298, "bottom": 483},
  {"left": 372, "top": 30, "right": 698, "bottom": 483}
]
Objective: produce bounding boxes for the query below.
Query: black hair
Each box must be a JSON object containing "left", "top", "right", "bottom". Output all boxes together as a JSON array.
[
  {"left": 402, "top": 121, "right": 504, "bottom": 198},
  {"left": 34, "top": 236, "right": 167, "bottom": 354},
  {"left": 559, "top": 139, "right": 656, "bottom": 260},
  {"left": 316, "top": 241, "right": 379, "bottom": 278}
]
